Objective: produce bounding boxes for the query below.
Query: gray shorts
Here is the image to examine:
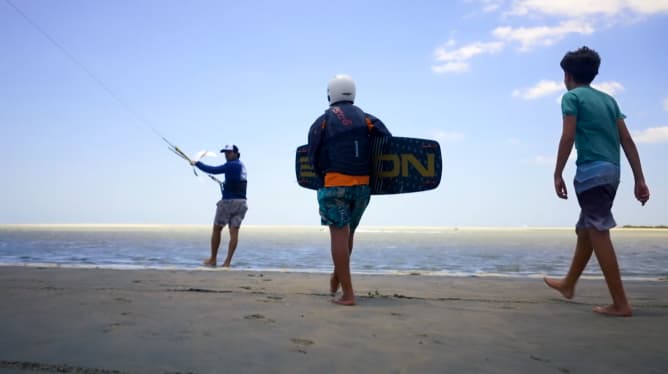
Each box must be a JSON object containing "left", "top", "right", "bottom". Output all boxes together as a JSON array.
[
  {"left": 575, "top": 184, "right": 617, "bottom": 231},
  {"left": 214, "top": 199, "right": 248, "bottom": 227}
]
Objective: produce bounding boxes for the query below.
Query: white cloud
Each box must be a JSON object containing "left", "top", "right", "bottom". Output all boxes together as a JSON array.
[
  {"left": 508, "top": 0, "right": 622, "bottom": 17},
  {"left": 663, "top": 97, "right": 668, "bottom": 111},
  {"left": 591, "top": 81, "right": 624, "bottom": 96},
  {"left": 431, "top": 15, "right": 594, "bottom": 74},
  {"left": 513, "top": 80, "right": 624, "bottom": 100},
  {"left": 507, "top": 0, "right": 668, "bottom": 17},
  {"left": 432, "top": 61, "right": 471, "bottom": 74},
  {"left": 628, "top": 0, "right": 668, "bottom": 14},
  {"left": 634, "top": 126, "right": 668, "bottom": 144},
  {"left": 432, "top": 41, "right": 505, "bottom": 74},
  {"left": 493, "top": 20, "right": 595, "bottom": 51},
  {"left": 513, "top": 80, "right": 563, "bottom": 100},
  {"left": 481, "top": 0, "right": 503, "bottom": 12},
  {"left": 432, "top": 0, "right": 668, "bottom": 74},
  {"left": 434, "top": 41, "right": 505, "bottom": 62}
]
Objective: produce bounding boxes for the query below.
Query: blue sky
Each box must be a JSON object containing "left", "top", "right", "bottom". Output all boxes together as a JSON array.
[{"left": 1, "top": 0, "right": 667, "bottom": 227}]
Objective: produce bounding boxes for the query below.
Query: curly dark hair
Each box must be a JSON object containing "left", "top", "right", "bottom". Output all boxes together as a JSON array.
[{"left": 560, "top": 46, "right": 600, "bottom": 84}]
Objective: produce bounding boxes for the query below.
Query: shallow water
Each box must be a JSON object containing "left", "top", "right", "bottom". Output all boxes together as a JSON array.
[{"left": 1, "top": 225, "right": 666, "bottom": 280}]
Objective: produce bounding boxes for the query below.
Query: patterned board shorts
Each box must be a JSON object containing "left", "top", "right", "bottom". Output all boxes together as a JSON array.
[
  {"left": 317, "top": 185, "right": 370, "bottom": 230},
  {"left": 575, "top": 184, "right": 618, "bottom": 231},
  {"left": 214, "top": 199, "right": 248, "bottom": 227}
]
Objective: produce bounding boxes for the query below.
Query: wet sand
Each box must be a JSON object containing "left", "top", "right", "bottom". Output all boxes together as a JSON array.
[{"left": 1, "top": 266, "right": 667, "bottom": 373}]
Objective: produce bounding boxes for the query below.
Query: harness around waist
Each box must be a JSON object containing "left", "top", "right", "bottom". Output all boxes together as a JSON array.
[{"left": 222, "top": 180, "right": 247, "bottom": 196}]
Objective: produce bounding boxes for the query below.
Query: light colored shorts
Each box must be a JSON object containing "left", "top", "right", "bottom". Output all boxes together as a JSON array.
[
  {"left": 575, "top": 184, "right": 617, "bottom": 231},
  {"left": 214, "top": 199, "right": 248, "bottom": 227},
  {"left": 317, "top": 185, "right": 370, "bottom": 230}
]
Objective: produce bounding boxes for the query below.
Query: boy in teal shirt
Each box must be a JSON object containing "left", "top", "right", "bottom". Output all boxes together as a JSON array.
[{"left": 544, "top": 46, "right": 650, "bottom": 317}]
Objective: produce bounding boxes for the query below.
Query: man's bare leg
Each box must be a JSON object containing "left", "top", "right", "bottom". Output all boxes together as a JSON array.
[
  {"left": 330, "top": 273, "right": 339, "bottom": 295},
  {"left": 330, "top": 228, "right": 356, "bottom": 295},
  {"left": 544, "top": 227, "right": 593, "bottom": 299},
  {"left": 330, "top": 225, "right": 355, "bottom": 305},
  {"left": 204, "top": 224, "right": 224, "bottom": 266},
  {"left": 588, "top": 228, "right": 632, "bottom": 317},
  {"left": 222, "top": 226, "right": 239, "bottom": 267}
]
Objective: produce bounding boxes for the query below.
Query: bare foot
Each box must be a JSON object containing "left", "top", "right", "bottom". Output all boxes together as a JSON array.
[
  {"left": 330, "top": 273, "right": 340, "bottom": 296},
  {"left": 593, "top": 304, "right": 632, "bottom": 317},
  {"left": 331, "top": 297, "right": 356, "bottom": 306},
  {"left": 203, "top": 259, "right": 217, "bottom": 267},
  {"left": 543, "top": 277, "right": 574, "bottom": 299}
]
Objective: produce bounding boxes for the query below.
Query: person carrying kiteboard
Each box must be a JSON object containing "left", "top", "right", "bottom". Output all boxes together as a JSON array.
[
  {"left": 307, "top": 74, "right": 392, "bottom": 306},
  {"left": 190, "top": 144, "right": 248, "bottom": 267}
]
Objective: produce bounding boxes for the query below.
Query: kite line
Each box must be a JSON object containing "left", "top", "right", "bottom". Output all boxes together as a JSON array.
[{"left": 4, "top": 0, "right": 221, "bottom": 185}]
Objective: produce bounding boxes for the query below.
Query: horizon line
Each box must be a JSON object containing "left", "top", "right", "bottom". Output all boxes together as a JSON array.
[{"left": 0, "top": 223, "right": 665, "bottom": 230}]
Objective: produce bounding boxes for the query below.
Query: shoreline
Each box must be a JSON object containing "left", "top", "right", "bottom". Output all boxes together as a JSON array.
[
  {"left": 2, "top": 223, "right": 667, "bottom": 231},
  {"left": 1, "top": 263, "right": 666, "bottom": 282},
  {"left": 1, "top": 266, "right": 667, "bottom": 373}
]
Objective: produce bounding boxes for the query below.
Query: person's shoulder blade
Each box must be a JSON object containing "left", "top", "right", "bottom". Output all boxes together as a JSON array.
[{"left": 589, "top": 86, "right": 625, "bottom": 120}]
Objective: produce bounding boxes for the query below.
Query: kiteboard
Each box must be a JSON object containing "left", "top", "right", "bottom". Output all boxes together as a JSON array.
[{"left": 295, "top": 136, "right": 442, "bottom": 194}]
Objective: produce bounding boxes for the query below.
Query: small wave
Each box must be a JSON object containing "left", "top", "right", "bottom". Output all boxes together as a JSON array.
[{"left": 1, "top": 262, "right": 662, "bottom": 282}]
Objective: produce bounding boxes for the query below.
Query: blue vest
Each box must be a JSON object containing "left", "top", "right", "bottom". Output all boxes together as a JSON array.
[
  {"left": 317, "top": 103, "right": 371, "bottom": 176},
  {"left": 195, "top": 159, "right": 247, "bottom": 199}
]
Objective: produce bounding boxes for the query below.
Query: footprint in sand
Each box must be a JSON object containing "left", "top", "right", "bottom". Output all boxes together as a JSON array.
[
  {"left": 244, "top": 314, "right": 275, "bottom": 324},
  {"left": 291, "top": 338, "right": 314, "bottom": 346},
  {"left": 291, "top": 338, "right": 314, "bottom": 354},
  {"left": 257, "top": 295, "right": 283, "bottom": 303},
  {"left": 102, "top": 322, "right": 123, "bottom": 333},
  {"left": 530, "top": 355, "right": 551, "bottom": 363},
  {"left": 0, "top": 360, "right": 123, "bottom": 373}
]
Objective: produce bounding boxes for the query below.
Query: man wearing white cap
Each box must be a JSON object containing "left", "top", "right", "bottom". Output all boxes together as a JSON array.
[{"left": 192, "top": 144, "right": 248, "bottom": 267}]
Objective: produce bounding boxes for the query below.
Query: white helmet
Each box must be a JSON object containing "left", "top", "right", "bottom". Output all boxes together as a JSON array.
[{"left": 327, "top": 74, "right": 356, "bottom": 104}]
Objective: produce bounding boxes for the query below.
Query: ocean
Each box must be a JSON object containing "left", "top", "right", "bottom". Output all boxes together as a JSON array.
[{"left": 1, "top": 225, "right": 666, "bottom": 280}]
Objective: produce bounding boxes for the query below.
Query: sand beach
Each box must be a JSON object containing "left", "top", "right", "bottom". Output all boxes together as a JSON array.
[{"left": 1, "top": 266, "right": 667, "bottom": 373}]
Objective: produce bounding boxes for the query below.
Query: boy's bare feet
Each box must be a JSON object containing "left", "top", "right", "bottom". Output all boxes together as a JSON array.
[
  {"left": 593, "top": 304, "right": 632, "bottom": 317},
  {"left": 543, "top": 277, "right": 574, "bottom": 299},
  {"left": 203, "top": 258, "right": 217, "bottom": 267},
  {"left": 331, "top": 297, "right": 355, "bottom": 306},
  {"left": 330, "top": 272, "right": 340, "bottom": 295}
]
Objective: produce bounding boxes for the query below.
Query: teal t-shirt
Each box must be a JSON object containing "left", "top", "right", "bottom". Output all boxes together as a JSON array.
[{"left": 561, "top": 86, "right": 625, "bottom": 166}]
